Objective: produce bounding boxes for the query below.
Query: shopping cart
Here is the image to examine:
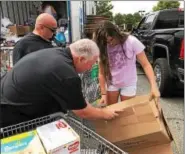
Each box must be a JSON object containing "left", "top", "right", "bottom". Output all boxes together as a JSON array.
[
  {"left": 1, "top": 112, "right": 128, "bottom": 154},
  {"left": 80, "top": 62, "right": 101, "bottom": 105},
  {"left": 0, "top": 46, "right": 13, "bottom": 74}
]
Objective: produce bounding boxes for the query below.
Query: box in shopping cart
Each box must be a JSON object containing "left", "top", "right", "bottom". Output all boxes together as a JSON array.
[
  {"left": 93, "top": 95, "right": 173, "bottom": 153},
  {"left": 1, "top": 130, "right": 46, "bottom": 154},
  {"left": 37, "top": 119, "right": 80, "bottom": 154}
]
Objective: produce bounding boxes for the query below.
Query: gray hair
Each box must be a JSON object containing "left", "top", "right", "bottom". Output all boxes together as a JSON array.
[{"left": 70, "top": 39, "right": 100, "bottom": 60}]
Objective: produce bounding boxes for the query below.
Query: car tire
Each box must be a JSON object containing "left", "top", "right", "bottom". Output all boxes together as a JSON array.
[{"left": 153, "top": 58, "right": 173, "bottom": 97}]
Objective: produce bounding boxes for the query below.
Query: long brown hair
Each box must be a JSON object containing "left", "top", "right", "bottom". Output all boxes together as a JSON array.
[{"left": 93, "top": 21, "right": 128, "bottom": 80}]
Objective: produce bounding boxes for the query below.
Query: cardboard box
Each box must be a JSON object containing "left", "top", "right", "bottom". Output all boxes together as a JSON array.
[
  {"left": 24, "top": 26, "right": 34, "bottom": 34},
  {"left": 1, "top": 130, "right": 46, "bottom": 154},
  {"left": 130, "top": 143, "right": 173, "bottom": 154},
  {"left": 8, "top": 25, "right": 25, "bottom": 36},
  {"left": 37, "top": 119, "right": 80, "bottom": 154},
  {"left": 93, "top": 95, "right": 173, "bottom": 152}
]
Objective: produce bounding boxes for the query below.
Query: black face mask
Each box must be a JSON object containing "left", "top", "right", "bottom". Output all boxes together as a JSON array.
[{"left": 49, "top": 33, "right": 56, "bottom": 41}]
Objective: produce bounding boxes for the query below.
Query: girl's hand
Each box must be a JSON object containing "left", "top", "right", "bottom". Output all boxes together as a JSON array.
[
  {"left": 98, "top": 95, "right": 108, "bottom": 107},
  {"left": 150, "top": 86, "right": 162, "bottom": 114},
  {"left": 149, "top": 86, "right": 160, "bottom": 102}
]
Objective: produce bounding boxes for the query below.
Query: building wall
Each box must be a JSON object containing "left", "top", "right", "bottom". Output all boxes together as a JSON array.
[
  {"left": 0, "top": 1, "right": 96, "bottom": 42},
  {"left": 0, "top": 1, "right": 40, "bottom": 25},
  {"left": 86, "top": 1, "right": 96, "bottom": 15},
  {"left": 70, "top": 1, "right": 82, "bottom": 42},
  {"left": 70, "top": 1, "right": 96, "bottom": 42}
]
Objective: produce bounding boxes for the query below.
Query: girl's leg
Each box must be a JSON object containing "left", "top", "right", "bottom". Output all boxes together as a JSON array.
[
  {"left": 107, "top": 85, "right": 120, "bottom": 105},
  {"left": 120, "top": 85, "right": 137, "bottom": 101},
  {"left": 121, "top": 95, "right": 135, "bottom": 101}
]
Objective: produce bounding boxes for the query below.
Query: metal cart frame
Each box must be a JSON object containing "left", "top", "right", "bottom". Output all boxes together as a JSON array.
[
  {"left": 1, "top": 112, "right": 128, "bottom": 154},
  {"left": 1, "top": 47, "right": 13, "bottom": 74}
]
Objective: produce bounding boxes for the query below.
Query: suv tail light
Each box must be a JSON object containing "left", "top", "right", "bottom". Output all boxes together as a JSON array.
[
  {"left": 180, "top": 39, "right": 184, "bottom": 60},
  {"left": 178, "top": 8, "right": 184, "bottom": 12}
]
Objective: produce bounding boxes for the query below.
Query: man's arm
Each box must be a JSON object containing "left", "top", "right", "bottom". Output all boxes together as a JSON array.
[
  {"left": 72, "top": 102, "right": 122, "bottom": 120},
  {"left": 72, "top": 103, "right": 104, "bottom": 120},
  {"left": 12, "top": 42, "right": 24, "bottom": 65},
  {"left": 46, "top": 75, "right": 121, "bottom": 120},
  {"left": 65, "top": 77, "right": 121, "bottom": 120}
]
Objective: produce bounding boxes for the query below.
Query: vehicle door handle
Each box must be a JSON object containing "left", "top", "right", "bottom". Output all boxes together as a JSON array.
[
  {"left": 142, "top": 34, "right": 147, "bottom": 37},
  {"left": 138, "top": 32, "right": 144, "bottom": 35},
  {"left": 139, "top": 33, "right": 143, "bottom": 37}
]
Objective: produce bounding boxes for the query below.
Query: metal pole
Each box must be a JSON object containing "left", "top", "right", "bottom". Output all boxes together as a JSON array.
[{"left": 67, "top": 1, "right": 72, "bottom": 43}]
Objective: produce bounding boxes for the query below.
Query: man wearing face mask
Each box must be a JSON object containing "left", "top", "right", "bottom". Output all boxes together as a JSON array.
[{"left": 12, "top": 13, "right": 57, "bottom": 65}]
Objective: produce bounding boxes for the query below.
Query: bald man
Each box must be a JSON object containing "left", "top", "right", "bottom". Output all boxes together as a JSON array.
[{"left": 13, "top": 13, "right": 57, "bottom": 65}]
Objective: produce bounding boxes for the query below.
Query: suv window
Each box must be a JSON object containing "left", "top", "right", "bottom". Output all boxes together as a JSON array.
[
  {"left": 138, "top": 14, "right": 156, "bottom": 30},
  {"left": 137, "top": 17, "right": 146, "bottom": 30},
  {"left": 179, "top": 14, "right": 184, "bottom": 28},
  {"left": 143, "top": 14, "right": 156, "bottom": 30},
  {"left": 154, "top": 11, "right": 184, "bottom": 29}
]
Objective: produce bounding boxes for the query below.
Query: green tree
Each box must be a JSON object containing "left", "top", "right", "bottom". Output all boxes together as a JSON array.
[
  {"left": 133, "top": 12, "right": 142, "bottom": 26},
  {"left": 124, "top": 14, "right": 135, "bottom": 25},
  {"left": 153, "top": 1, "right": 180, "bottom": 11},
  {"left": 95, "top": 0, "right": 114, "bottom": 20},
  {"left": 114, "top": 13, "right": 125, "bottom": 26},
  {"left": 113, "top": 12, "right": 142, "bottom": 28}
]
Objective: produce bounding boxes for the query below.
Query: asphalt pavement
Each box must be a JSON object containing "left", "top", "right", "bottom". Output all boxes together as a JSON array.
[{"left": 137, "top": 68, "right": 184, "bottom": 154}]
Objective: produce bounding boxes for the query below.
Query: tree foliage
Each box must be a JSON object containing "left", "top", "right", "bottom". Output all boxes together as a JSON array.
[
  {"left": 114, "top": 13, "right": 125, "bottom": 26},
  {"left": 95, "top": 1, "right": 114, "bottom": 20},
  {"left": 153, "top": 1, "right": 180, "bottom": 11},
  {"left": 114, "top": 12, "right": 142, "bottom": 27}
]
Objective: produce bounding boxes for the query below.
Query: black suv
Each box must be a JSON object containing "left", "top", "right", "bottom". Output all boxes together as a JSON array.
[{"left": 132, "top": 8, "right": 184, "bottom": 97}]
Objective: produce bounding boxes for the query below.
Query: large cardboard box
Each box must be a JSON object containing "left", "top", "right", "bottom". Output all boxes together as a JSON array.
[
  {"left": 8, "top": 25, "right": 25, "bottom": 36},
  {"left": 93, "top": 95, "right": 173, "bottom": 152},
  {"left": 24, "top": 26, "right": 34, "bottom": 34}
]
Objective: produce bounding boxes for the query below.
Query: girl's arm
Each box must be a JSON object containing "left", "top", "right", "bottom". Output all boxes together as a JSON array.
[
  {"left": 136, "top": 51, "right": 160, "bottom": 100},
  {"left": 98, "top": 61, "right": 108, "bottom": 105}
]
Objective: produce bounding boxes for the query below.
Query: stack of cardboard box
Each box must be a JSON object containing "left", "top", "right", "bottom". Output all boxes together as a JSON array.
[
  {"left": 8, "top": 25, "right": 34, "bottom": 36},
  {"left": 93, "top": 95, "right": 174, "bottom": 154}
]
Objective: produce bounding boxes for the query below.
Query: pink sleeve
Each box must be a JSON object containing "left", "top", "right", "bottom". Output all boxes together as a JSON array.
[{"left": 131, "top": 36, "right": 145, "bottom": 55}]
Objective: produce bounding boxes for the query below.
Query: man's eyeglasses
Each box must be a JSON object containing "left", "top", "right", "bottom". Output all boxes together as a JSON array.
[{"left": 40, "top": 24, "right": 57, "bottom": 33}]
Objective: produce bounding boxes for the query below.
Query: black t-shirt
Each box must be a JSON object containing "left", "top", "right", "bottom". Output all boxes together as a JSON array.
[
  {"left": 1, "top": 47, "right": 87, "bottom": 127},
  {"left": 12, "top": 33, "right": 53, "bottom": 65}
]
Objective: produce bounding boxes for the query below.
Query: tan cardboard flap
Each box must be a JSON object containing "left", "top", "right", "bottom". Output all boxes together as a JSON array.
[
  {"left": 117, "top": 107, "right": 135, "bottom": 117},
  {"left": 137, "top": 113, "right": 156, "bottom": 123},
  {"left": 160, "top": 110, "right": 174, "bottom": 141},
  {"left": 129, "top": 143, "right": 173, "bottom": 154},
  {"left": 97, "top": 100, "right": 158, "bottom": 126},
  {"left": 106, "top": 95, "right": 151, "bottom": 110},
  {"left": 134, "top": 102, "right": 152, "bottom": 115},
  {"left": 107, "top": 95, "right": 159, "bottom": 118}
]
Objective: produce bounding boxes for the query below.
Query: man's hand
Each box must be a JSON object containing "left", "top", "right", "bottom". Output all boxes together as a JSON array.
[
  {"left": 101, "top": 107, "right": 123, "bottom": 120},
  {"left": 73, "top": 103, "right": 123, "bottom": 120}
]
